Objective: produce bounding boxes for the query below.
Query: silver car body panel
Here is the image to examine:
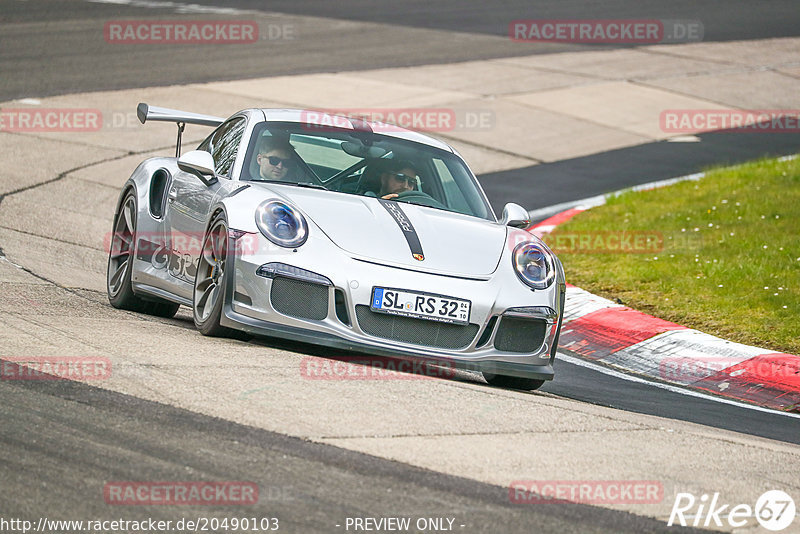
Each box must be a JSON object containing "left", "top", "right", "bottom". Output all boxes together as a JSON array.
[{"left": 113, "top": 107, "right": 566, "bottom": 380}]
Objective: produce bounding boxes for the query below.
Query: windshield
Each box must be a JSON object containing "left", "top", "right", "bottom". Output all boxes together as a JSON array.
[{"left": 239, "top": 122, "right": 494, "bottom": 221}]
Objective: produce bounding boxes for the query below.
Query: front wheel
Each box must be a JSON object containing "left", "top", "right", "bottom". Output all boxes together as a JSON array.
[
  {"left": 193, "top": 214, "right": 238, "bottom": 337},
  {"left": 483, "top": 372, "right": 545, "bottom": 391}
]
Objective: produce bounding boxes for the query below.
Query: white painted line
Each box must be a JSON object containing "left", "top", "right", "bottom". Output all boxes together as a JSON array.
[
  {"left": 529, "top": 224, "right": 555, "bottom": 236},
  {"left": 530, "top": 155, "right": 798, "bottom": 223},
  {"left": 528, "top": 171, "right": 705, "bottom": 222},
  {"left": 666, "top": 135, "right": 701, "bottom": 143},
  {"left": 556, "top": 352, "right": 800, "bottom": 420},
  {"left": 626, "top": 172, "right": 704, "bottom": 193},
  {"left": 86, "top": 0, "right": 260, "bottom": 15},
  {"left": 528, "top": 196, "right": 607, "bottom": 222},
  {"left": 562, "top": 285, "right": 623, "bottom": 323}
]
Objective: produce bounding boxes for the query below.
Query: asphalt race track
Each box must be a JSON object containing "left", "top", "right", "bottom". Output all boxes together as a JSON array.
[
  {"left": 2, "top": 0, "right": 799, "bottom": 100},
  {"left": 1, "top": 1, "right": 799, "bottom": 532},
  {"left": 1, "top": 372, "right": 704, "bottom": 534},
  {"left": 482, "top": 130, "right": 800, "bottom": 214}
]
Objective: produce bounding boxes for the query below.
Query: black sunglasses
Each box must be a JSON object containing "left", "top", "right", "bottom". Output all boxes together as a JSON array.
[
  {"left": 264, "top": 155, "right": 294, "bottom": 167},
  {"left": 389, "top": 172, "right": 418, "bottom": 185}
]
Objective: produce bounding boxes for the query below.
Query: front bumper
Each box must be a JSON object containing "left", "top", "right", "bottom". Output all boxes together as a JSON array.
[{"left": 220, "top": 232, "right": 565, "bottom": 381}]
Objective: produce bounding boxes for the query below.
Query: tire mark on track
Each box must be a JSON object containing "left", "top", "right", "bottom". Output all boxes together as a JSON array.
[
  {"left": 0, "top": 225, "right": 105, "bottom": 252},
  {"left": 0, "top": 144, "right": 185, "bottom": 325}
]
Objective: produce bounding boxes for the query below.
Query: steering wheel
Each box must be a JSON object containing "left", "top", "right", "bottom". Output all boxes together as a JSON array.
[{"left": 393, "top": 190, "right": 446, "bottom": 209}]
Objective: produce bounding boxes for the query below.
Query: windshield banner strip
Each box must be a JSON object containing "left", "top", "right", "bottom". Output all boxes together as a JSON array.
[{"left": 378, "top": 199, "right": 425, "bottom": 261}]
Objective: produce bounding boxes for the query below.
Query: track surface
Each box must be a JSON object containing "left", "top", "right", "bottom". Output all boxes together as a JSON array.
[
  {"left": 2, "top": 371, "right": 703, "bottom": 534},
  {"left": 543, "top": 358, "right": 800, "bottom": 445},
  {"left": 482, "top": 130, "right": 800, "bottom": 213},
  {"left": 191, "top": 0, "right": 800, "bottom": 41},
  {"left": 2, "top": 0, "right": 799, "bottom": 100}
]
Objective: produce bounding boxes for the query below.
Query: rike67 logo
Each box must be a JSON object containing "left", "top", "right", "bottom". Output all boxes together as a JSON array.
[{"left": 669, "top": 490, "right": 796, "bottom": 531}]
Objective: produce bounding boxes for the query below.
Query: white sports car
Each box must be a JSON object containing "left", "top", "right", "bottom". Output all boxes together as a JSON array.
[{"left": 106, "top": 104, "right": 566, "bottom": 390}]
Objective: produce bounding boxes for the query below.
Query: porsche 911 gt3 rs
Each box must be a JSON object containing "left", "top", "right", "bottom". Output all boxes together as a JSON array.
[{"left": 106, "top": 103, "right": 566, "bottom": 390}]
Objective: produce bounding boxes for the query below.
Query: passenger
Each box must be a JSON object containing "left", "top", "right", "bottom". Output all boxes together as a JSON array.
[{"left": 256, "top": 137, "right": 297, "bottom": 181}]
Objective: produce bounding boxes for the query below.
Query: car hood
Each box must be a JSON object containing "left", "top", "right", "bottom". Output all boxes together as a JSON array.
[{"left": 262, "top": 185, "right": 507, "bottom": 277}]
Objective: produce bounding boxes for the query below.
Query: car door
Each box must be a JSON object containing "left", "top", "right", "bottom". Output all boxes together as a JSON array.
[{"left": 162, "top": 116, "right": 247, "bottom": 299}]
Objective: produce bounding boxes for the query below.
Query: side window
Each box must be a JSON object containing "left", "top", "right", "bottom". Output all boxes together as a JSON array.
[
  {"left": 206, "top": 118, "right": 246, "bottom": 177},
  {"left": 197, "top": 135, "right": 211, "bottom": 153}
]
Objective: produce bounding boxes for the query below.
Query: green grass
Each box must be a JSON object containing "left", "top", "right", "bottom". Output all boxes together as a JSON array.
[{"left": 547, "top": 155, "right": 800, "bottom": 354}]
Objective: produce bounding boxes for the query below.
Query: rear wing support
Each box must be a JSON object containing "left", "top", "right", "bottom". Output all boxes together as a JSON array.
[{"left": 137, "top": 103, "right": 225, "bottom": 157}]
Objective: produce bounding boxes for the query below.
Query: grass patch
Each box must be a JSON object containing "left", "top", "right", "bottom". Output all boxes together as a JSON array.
[{"left": 547, "top": 155, "right": 800, "bottom": 354}]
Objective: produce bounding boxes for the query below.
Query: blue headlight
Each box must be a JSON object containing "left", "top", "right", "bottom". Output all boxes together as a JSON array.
[
  {"left": 255, "top": 200, "right": 308, "bottom": 248},
  {"left": 513, "top": 242, "right": 555, "bottom": 290}
]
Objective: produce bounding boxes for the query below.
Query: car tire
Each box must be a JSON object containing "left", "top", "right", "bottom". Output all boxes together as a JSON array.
[
  {"left": 107, "top": 190, "right": 180, "bottom": 318},
  {"left": 193, "top": 213, "right": 240, "bottom": 337},
  {"left": 483, "top": 372, "right": 545, "bottom": 391}
]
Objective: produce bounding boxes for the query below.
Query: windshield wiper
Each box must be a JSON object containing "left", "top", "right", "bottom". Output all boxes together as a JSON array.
[
  {"left": 251, "top": 180, "right": 327, "bottom": 190},
  {"left": 288, "top": 182, "right": 327, "bottom": 190}
]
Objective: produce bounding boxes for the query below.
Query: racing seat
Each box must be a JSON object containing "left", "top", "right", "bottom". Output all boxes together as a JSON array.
[{"left": 353, "top": 160, "right": 384, "bottom": 196}]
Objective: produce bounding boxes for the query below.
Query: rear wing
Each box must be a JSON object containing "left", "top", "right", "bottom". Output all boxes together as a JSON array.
[{"left": 137, "top": 102, "right": 225, "bottom": 156}]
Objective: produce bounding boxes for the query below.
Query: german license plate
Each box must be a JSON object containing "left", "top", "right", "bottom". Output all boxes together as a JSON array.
[{"left": 370, "top": 287, "right": 471, "bottom": 325}]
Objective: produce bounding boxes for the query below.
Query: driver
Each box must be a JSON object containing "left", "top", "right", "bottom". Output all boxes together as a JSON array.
[
  {"left": 256, "top": 137, "right": 298, "bottom": 181},
  {"left": 376, "top": 159, "right": 419, "bottom": 200}
]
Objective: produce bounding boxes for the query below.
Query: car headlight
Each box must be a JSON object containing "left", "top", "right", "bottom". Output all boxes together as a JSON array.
[
  {"left": 513, "top": 242, "right": 555, "bottom": 290},
  {"left": 255, "top": 200, "right": 308, "bottom": 248}
]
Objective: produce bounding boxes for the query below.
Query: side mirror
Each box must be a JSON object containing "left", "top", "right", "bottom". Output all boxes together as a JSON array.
[
  {"left": 500, "top": 203, "right": 530, "bottom": 228},
  {"left": 178, "top": 150, "right": 218, "bottom": 186}
]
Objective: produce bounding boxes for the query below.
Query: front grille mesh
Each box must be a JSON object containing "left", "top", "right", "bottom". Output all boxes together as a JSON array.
[
  {"left": 494, "top": 316, "right": 547, "bottom": 353},
  {"left": 270, "top": 277, "right": 329, "bottom": 320},
  {"left": 355, "top": 305, "right": 479, "bottom": 349}
]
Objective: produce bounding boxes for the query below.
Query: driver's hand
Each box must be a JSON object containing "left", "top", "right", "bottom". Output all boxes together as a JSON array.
[{"left": 381, "top": 193, "right": 399, "bottom": 200}]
